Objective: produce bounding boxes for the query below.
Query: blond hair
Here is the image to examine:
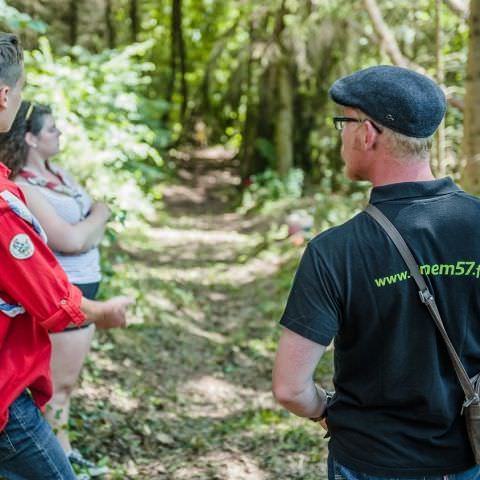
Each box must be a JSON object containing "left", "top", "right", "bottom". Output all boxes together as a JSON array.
[{"left": 382, "top": 128, "right": 433, "bottom": 163}]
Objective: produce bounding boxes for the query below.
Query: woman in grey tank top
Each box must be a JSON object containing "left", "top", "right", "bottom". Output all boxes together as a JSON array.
[{"left": 0, "top": 102, "right": 110, "bottom": 477}]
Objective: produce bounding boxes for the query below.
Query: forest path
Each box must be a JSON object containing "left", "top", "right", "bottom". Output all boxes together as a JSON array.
[{"left": 75, "top": 148, "right": 330, "bottom": 480}]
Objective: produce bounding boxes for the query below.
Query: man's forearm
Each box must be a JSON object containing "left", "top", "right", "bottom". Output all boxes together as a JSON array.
[
  {"left": 272, "top": 328, "right": 328, "bottom": 419},
  {"left": 276, "top": 382, "right": 327, "bottom": 419}
]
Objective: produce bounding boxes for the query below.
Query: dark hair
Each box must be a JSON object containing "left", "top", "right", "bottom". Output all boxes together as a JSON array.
[
  {"left": 0, "top": 33, "right": 23, "bottom": 87},
  {"left": 0, "top": 101, "right": 52, "bottom": 177}
]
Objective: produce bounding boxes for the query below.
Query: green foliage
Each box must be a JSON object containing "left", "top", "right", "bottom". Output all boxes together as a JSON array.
[
  {"left": 240, "top": 168, "right": 304, "bottom": 212},
  {"left": 24, "top": 37, "right": 165, "bottom": 223},
  {"left": 313, "top": 188, "right": 370, "bottom": 232},
  {"left": 1, "top": 1, "right": 473, "bottom": 476},
  {"left": 0, "top": 0, "right": 46, "bottom": 33},
  {"left": 20, "top": 36, "right": 171, "bottom": 296},
  {"left": 7, "top": 0, "right": 470, "bottom": 183},
  {"left": 255, "top": 137, "right": 276, "bottom": 165}
]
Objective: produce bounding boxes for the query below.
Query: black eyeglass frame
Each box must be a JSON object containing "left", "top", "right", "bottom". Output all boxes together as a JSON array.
[{"left": 333, "top": 116, "right": 383, "bottom": 134}]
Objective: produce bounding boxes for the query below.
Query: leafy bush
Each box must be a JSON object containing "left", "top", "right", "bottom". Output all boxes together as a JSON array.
[
  {"left": 240, "top": 168, "right": 305, "bottom": 213},
  {"left": 21, "top": 38, "right": 171, "bottom": 296},
  {"left": 0, "top": 0, "right": 47, "bottom": 33},
  {"left": 313, "top": 189, "right": 369, "bottom": 233},
  {"left": 24, "top": 37, "right": 166, "bottom": 225}
]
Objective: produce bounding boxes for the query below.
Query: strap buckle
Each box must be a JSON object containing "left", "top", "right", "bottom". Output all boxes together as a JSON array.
[
  {"left": 462, "top": 394, "right": 480, "bottom": 414},
  {"left": 418, "top": 289, "right": 434, "bottom": 304}
]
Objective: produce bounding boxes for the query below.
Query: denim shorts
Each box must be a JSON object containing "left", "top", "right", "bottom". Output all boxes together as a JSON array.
[
  {"left": 0, "top": 391, "right": 77, "bottom": 479},
  {"left": 328, "top": 454, "right": 480, "bottom": 480}
]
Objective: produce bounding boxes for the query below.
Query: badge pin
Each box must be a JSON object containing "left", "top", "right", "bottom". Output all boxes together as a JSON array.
[{"left": 10, "top": 233, "right": 35, "bottom": 260}]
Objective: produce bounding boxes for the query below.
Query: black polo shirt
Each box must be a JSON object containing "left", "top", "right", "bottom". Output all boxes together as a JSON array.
[{"left": 280, "top": 178, "right": 480, "bottom": 476}]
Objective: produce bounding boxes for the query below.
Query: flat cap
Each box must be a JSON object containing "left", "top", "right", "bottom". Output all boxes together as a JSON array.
[{"left": 329, "top": 65, "right": 446, "bottom": 138}]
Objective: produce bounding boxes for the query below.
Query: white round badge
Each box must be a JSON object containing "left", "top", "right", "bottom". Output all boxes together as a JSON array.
[{"left": 9, "top": 234, "right": 35, "bottom": 260}]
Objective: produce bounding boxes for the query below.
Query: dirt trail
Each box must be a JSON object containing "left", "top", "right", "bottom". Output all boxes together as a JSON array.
[{"left": 75, "top": 149, "right": 329, "bottom": 480}]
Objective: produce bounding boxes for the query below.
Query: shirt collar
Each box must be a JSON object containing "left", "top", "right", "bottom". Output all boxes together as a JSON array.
[
  {"left": 0, "top": 162, "right": 11, "bottom": 179},
  {"left": 370, "top": 177, "right": 462, "bottom": 204}
]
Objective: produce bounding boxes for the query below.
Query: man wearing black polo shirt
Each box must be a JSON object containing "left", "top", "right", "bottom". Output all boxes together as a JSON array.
[{"left": 272, "top": 65, "right": 480, "bottom": 479}]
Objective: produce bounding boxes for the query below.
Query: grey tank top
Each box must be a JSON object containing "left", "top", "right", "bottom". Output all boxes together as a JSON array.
[{"left": 17, "top": 167, "right": 101, "bottom": 284}]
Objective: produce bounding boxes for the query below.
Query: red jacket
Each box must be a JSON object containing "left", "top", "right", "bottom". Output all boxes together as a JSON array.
[{"left": 0, "top": 162, "right": 85, "bottom": 431}]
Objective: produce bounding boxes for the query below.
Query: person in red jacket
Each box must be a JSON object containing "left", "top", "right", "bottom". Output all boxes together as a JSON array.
[{"left": 0, "top": 33, "right": 131, "bottom": 480}]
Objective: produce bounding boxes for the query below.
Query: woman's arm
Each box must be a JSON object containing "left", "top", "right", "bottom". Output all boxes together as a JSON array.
[{"left": 19, "top": 184, "right": 110, "bottom": 254}]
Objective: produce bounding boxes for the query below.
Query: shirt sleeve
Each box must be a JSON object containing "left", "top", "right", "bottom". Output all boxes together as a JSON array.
[
  {"left": 280, "top": 242, "right": 341, "bottom": 346},
  {"left": 0, "top": 210, "right": 85, "bottom": 332}
]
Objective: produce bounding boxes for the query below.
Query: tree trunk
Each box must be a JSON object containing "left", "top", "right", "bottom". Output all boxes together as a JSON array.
[
  {"left": 105, "top": 0, "right": 116, "bottom": 49},
  {"left": 240, "top": 20, "right": 258, "bottom": 181},
  {"left": 130, "top": 0, "right": 139, "bottom": 42},
  {"left": 165, "top": 0, "right": 178, "bottom": 122},
  {"left": 435, "top": 0, "right": 446, "bottom": 175},
  {"left": 176, "top": 0, "right": 188, "bottom": 121},
  {"left": 275, "top": 60, "right": 294, "bottom": 177},
  {"left": 272, "top": 0, "right": 293, "bottom": 177},
  {"left": 461, "top": 0, "right": 480, "bottom": 192},
  {"left": 68, "top": 0, "right": 79, "bottom": 46},
  {"left": 166, "top": 0, "right": 188, "bottom": 122}
]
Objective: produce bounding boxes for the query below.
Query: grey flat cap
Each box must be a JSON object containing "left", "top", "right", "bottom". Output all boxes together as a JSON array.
[{"left": 329, "top": 65, "right": 446, "bottom": 138}]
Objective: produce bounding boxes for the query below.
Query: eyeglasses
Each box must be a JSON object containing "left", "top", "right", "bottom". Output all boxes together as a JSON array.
[{"left": 333, "top": 116, "right": 383, "bottom": 134}]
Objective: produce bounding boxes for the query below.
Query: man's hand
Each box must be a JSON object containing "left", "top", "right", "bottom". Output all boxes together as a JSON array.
[
  {"left": 81, "top": 295, "right": 133, "bottom": 329},
  {"left": 320, "top": 418, "right": 328, "bottom": 431}
]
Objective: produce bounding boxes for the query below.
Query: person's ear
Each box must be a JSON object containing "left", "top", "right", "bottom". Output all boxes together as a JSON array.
[
  {"left": 0, "top": 85, "right": 9, "bottom": 112},
  {"left": 25, "top": 131, "right": 38, "bottom": 148},
  {"left": 363, "top": 120, "right": 379, "bottom": 150}
]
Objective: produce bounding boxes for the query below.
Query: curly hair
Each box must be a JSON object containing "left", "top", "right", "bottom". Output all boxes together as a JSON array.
[
  {"left": 0, "top": 33, "right": 23, "bottom": 87},
  {"left": 0, "top": 101, "right": 52, "bottom": 178}
]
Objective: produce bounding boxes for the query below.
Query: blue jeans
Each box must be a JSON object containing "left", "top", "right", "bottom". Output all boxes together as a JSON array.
[
  {"left": 0, "top": 391, "right": 77, "bottom": 479},
  {"left": 328, "top": 454, "right": 480, "bottom": 480}
]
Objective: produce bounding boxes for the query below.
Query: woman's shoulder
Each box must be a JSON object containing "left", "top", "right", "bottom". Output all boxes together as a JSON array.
[
  {"left": 15, "top": 181, "right": 61, "bottom": 206},
  {"left": 14, "top": 172, "right": 32, "bottom": 186},
  {"left": 15, "top": 181, "right": 46, "bottom": 200}
]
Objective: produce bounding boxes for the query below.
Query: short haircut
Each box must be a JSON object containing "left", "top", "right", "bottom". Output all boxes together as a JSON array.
[
  {"left": 0, "top": 32, "right": 23, "bottom": 87},
  {"left": 382, "top": 129, "right": 433, "bottom": 163},
  {"left": 0, "top": 101, "right": 52, "bottom": 178},
  {"left": 351, "top": 107, "right": 433, "bottom": 162}
]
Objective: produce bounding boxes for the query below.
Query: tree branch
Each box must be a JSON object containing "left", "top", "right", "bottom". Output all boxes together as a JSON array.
[
  {"left": 363, "top": 0, "right": 463, "bottom": 111},
  {"left": 444, "top": 0, "right": 469, "bottom": 19},
  {"left": 363, "top": 0, "right": 410, "bottom": 68},
  {"left": 200, "top": 19, "right": 240, "bottom": 111}
]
